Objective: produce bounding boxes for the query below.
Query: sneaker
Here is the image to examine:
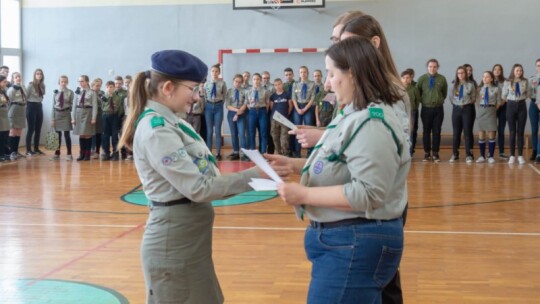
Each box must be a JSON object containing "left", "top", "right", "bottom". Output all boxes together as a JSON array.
[
  {"left": 499, "top": 153, "right": 509, "bottom": 160},
  {"left": 66, "top": 155, "right": 73, "bottom": 161},
  {"left": 530, "top": 151, "right": 537, "bottom": 161},
  {"left": 215, "top": 154, "right": 222, "bottom": 161},
  {"left": 488, "top": 157, "right": 496, "bottom": 164},
  {"left": 465, "top": 156, "right": 473, "bottom": 163},
  {"left": 432, "top": 154, "right": 440, "bottom": 163},
  {"left": 101, "top": 154, "right": 111, "bottom": 161},
  {"left": 508, "top": 156, "right": 515, "bottom": 164},
  {"left": 126, "top": 155, "right": 133, "bottom": 160},
  {"left": 10, "top": 152, "right": 17, "bottom": 161},
  {"left": 50, "top": 154, "right": 60, "bottom": 161},
  {"left": 34, "top": 149, "right": 45, "bottom": 155},
  {"left": 241, "top": 155, "right": 249, "bottom": 161},
  {"left": 17, "top": 152, "right": 26, "bottom": 158},
  {"left": 25, "top": 151, "right": 34, "bottom": 156},
  {"left": 228, "top": 153, "right": 240, "bottom": 160},
  {"left": 422, "top": 154, "right": 431, "bottom": 162},
  {"left": 90, "top": 152, "right": 99, "bottom": 159},
  {"left": 112, "top": 152, "right": 120, "bottom": 161},
  {"left": 518, "top": 156, "right": 526, "bottom": 165},
  {"left": 476, "top": 156, "right": 485, "bottom": 163},
  {"left": 449, "top": 155, "right": 458, "bottom": 163}
]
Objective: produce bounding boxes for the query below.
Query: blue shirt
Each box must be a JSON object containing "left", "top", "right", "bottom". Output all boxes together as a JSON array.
[{"left": 270, "top": 92, "right": 290, "bottom": 117}]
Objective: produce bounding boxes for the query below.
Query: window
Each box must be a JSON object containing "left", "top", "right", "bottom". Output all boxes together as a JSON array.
[{"left": 0, "top": 0, "right": 22, "bottom": 74}]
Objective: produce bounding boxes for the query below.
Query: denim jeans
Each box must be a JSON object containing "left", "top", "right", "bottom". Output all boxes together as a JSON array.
[
  {"left": 227, "top": 110, "right": 247, "bottom": 153},
  {"left": 305, "top": 218, "right": 403, "bottom": 304},
  {"left": 248, "top": 108, "right": 268, "bottom": 153},
  {"left": 204, "top": 101, "right": 224, "bottom": 155},
  {"left": 293, "top": 103, "right": 316, "bottom": 155},
  {"left": 529, "top": 99, "right": 538, "bottom": 152}
]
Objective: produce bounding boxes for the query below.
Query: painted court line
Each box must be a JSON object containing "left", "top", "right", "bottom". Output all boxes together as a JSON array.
[
  {"left": 0, "top": 223, "right": 137, "bottom": 228},
  {"left": 24, "top": 223, "right": 145, "bottom": 287},
  {"left": 528, "top": 164, "right": 540, "bottom": 175}
]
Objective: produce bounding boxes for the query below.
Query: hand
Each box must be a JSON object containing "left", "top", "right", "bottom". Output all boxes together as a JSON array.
[
  {"left": 51, "top": 121, "right": 56, "bottom": 128},
  {"left": 71, "top": 120, "right": 76, "bottom": 125},
  {"left": 264, "top": 153, "right": 294, "bottom": 178},
  {"left": 316, "top": 121, "right": 321, "bottom": 127},
  {"left": 91, "top": 119, "right": 96, "bottom": 125},
  {"left": 233, "top": 115, "right": 238, "bottom": 122},
  {"left": 277, "top": 182, "right": 307, "bottom": 206},
  {"left": 288, "top": 128, "right": 324, "bottom": 148}
]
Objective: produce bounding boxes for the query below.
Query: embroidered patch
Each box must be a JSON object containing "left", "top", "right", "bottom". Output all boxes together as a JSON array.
[
  {"left": 150, "top": 116, "right": 165, "bottom": 129},
  {"left": 313, "top": 160, "right": 324, "bottom": 174},
  {"left": 194, "top": 157, "right": 209, "bottom": 174},
  {"left": 161, "top": 156, "right": 173, "bottom": 166}
]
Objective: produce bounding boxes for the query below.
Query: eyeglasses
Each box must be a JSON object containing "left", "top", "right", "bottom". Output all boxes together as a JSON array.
[
  {"left": 179, "top": 82, "right": 199, "bottom": 97},
  {"left": 330, "top": 36, "right": 340, "bottom": 44}
]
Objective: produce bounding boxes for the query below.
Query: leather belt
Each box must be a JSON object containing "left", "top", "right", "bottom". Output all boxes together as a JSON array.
[{"left": 151, "top": 198, "right": 191, "bottom": 207}]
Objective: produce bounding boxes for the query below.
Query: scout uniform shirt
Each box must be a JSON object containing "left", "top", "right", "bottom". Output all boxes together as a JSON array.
[
  {"left": 0, "top": 89, "right": 8, "bottom": 132},
  {"left": 292, "top": 80, "right": 315, "bottom": 105},
  {"left": 297, "top": 102, "right": 411, "bottom": 222},
  {"left": 502, "top": 79, "right": 530, "bottom": 101},
  {"left": 246, "top": 87, "right": 270, "bottom": 109},
  {"left": 26, "top": 82, "right": 45, "bottom": 103},
  {"left": 133, "top": 100, "right": 258, "bottom": 203},
  {"left": 102, "top": 91, "right": 125, "bottom": 114},
  {"left": 529, "top": 74, "right": 540, "bottom": 101},
  {"left": 476, "top": 85, "right": 502, "bottom": 107},
  {"left": 225, "top": 87, "right": 247, "bottom": 110},
  {"left": 204, "top": 79, "right": 227, "bottom": 103},
  {"left": 447, "top": 81, "right": 476, "bottom": 106}
]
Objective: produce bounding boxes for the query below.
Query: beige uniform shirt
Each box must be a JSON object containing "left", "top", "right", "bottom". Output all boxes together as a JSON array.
[
  {"left": 502, "top": 80, "right": 530, "bottom": 101},
  {"left": 133, "top": 100, "right": 259, "bottom": 203},
  {"left": 298, "top": 102, "right": 411, "bottom": 222},
  {"left": 447, "top": 81, "right": 476, "bottom": 106}
]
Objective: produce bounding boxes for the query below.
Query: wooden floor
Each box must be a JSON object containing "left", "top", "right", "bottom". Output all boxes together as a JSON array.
[{"left": 1, "top": 147, "right": 540, "bottom": 303}]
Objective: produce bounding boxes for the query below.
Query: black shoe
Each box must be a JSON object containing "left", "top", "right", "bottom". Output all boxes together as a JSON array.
[
  {"left": 432, "top": 154, "right": 440, "bottom": 163},
  {"left": 101, "top": 153, "right": 111, "bottom": 161},
  {"left": 499, "top": 153, "right": 509, "bottom": 160},
  {"left": 422, "top": 153, "right": 431, "bottom": 162},
  {"left": 241, "top": 155, "right": 249, "bottom": 161},
  {"left": 535, "top": 155, "right": 540, "bottom": 164},
  {"left": 530, "top": 150, "right": 537, "bottom": 161},
  {"left": 26, "top": 151, "right": 35, "bottom": 156},
  {"left": 216, "top": 154, "right": 222, "bottom": 161},
  {"left": 34, "top": 149, "right": 45, "bottom": 155},
  {"left": 228, "top": 153, "right": 240, "bottom": 160},
  {"left": 76, "top": 155, "right": 84, "bottom": 161},
  {"left": 112, "top": 152, "right": 119, "bottom": 161}
]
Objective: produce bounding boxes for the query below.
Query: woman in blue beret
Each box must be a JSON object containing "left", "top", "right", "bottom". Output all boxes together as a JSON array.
[{"left": 119, "top": 49, "right": 263, "bottom": 304}]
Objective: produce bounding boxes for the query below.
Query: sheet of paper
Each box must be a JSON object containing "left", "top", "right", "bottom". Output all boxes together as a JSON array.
[
  {"left": 241, "top": 148, "right": 283, "bottom": 183},
  {"left": 272, "top": 111, "right": 297, "bottom": 130},
  {"left": 248, "top": 178, "right": 278, "bottom": 191}
]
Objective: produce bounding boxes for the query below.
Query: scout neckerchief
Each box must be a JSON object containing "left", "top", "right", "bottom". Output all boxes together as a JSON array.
[
  {"left": 136, "top": 108, "right": 217, "bottom": 166},
  {"left": 483, "top": 86, "right": 489, "bottom": 106}
]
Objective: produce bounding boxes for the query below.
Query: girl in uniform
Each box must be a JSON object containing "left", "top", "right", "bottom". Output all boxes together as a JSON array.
[
  {"left": 118, "top": 49, "right": 262, "bottom": 304},
  {"left": 492, "top": 64, "right": 508, "bottom": 159},
  {"left": 225, "top": 74, "right": 247, "bottom": 160},
  {"left": 0, "top": 75, "right": 9, "bottom": 162},
  {"left": 204, "top": 64, "right": 227, "bottom": 160},
  {"left": 475, "top": 71, "right": 501, "bottom": 164},
  {"left": 291, "top": 66, "right": 316, "bottom": 157},
  {"left": 72, "top": 75, "right": 97, "bottom": 161},
  {"left": 51, "top": 75, "right": 74, "bottom": 161},
  {"left": 267, "top": 37, "right": 410, "bottom": 304},
  {"left": 91, "top": 78, "right": 104, "bottom": 159},
  {"left": 7, "top": 72, "right": 27, "bottom": 160},
  {"left": 246, "top": 73, "right": 271, "bottom": 154},
  {"left": 502, "top": 64, "right": 530, "bottom": 164},
  {"left": 25, "top": 68, "right": 46, "bottom": 155},
  {"left": 528, "top": 59, "right": 540, "bottom": 160},
  {"left": 448, "top": 66, "right": 476, "bottom": 163}
]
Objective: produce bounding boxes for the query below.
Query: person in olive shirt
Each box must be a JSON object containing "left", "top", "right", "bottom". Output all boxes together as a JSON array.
[
  {"left": 417, "top": 58, "right": 448, "bottom": 162},
  {"left": 101, "top": 81, "right": 124, "bottom": 160},
  {"left": 402, "top": 69, "right": 420, "bottom": 156}
]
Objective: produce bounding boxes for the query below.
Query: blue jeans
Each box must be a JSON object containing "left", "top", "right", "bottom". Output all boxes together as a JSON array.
[
  {"left": 293, "top": 103, "right": 316, "bottom": 155},
  {"left": 102, "top": 113, "right": 120, "bottom": 154},
  {"left": 248, "top": 108, "right": 268, "bottom": 153},
  {"left": 227, "top": 110, "right": 247, "bottom": 153},
  {"left": 305, "top": 218, "right": 403, "bottom": 304},
  {"left": 204, "top": 101, "right": 224, "bottom": 155},
  {"left": 529, "top": 99, "right": 538, "bottom": 153}
]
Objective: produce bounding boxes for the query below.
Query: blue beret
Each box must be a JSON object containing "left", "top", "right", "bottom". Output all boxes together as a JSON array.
[{"left": 151, "top": 50, "right": 208, "bottom": 83}]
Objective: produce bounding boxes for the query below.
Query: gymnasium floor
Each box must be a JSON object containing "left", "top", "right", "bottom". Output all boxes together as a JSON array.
[{"left": 1, "top": 147, "right": 539, "bottom": 303}]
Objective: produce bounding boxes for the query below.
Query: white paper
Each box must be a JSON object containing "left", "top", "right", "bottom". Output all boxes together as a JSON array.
[
  {"left": 272, "top": 111, "right": 298, "bottom": 130},
  {"left": 241, "top": 148, "right": 283, "bottom": 184},
  {"left": 248, "top": 178, "right": 278, "bottom": 191}
]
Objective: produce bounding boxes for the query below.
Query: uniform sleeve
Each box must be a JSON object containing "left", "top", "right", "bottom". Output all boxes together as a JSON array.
[
  {"left": 90, "top": 92, "right": 98, "bottom": 120},
  {"left": 496, "top": 87, "right": 502, "bottom": 106},
  {"left": 416, "top": 76, "right": 424, "bottom": 96},
  {"left": 221, "top": 81, "right": 227, "bottom": 99},
  {"left": 441, "top": 77, "right": 448, "bottom": 99},
  {"left": 7, "top": 88, "right": 15, "bottom": 101},
  {"left": 501, "top": 81, "right": 509, "bottom": 100},
  {"left": 291, "top": 83, "right": 298, "bottom": 103},
  {"left": 525, "top": 81, "right": 531, "bottom": 99},
  {"left": 141, "top": 125, "right": 260, "bottom": 203},
  {"left": 341, "top": 119, "right": 401, "bottom": 213}
]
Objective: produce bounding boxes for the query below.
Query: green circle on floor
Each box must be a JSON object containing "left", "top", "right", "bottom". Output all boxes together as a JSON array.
[
  {"left": 2, "top": 279, "right": 129, "bottom": 304},
  {"left": 121, "top": 185, "right": 277, "bottom": 207}
]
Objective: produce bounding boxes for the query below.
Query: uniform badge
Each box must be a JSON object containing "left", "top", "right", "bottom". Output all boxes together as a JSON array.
[
  {"left": 313, "top": 160, "right": 324, "bottom": 175},
  {"left": 162, "top": 156, "right": 173, "bottom": 166},
  {"left": 194, "top": 157, "right": 209, "bottom": 174}
]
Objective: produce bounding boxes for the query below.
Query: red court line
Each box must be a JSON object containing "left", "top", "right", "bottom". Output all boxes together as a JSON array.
[{"left": 25, "top": 223, "right": 145, "bottom": 287}]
